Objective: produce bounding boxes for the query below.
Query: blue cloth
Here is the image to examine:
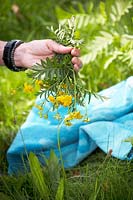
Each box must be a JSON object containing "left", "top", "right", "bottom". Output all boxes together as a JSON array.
[{"left": 7, "top": 76, "right": 133, "bottom": 174}]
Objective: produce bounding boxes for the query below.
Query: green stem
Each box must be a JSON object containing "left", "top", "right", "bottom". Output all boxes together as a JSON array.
[
  {"left": 57, "top": 120, "right": 66, "bottom": 179},
  {"left": 73, "top": 69, "right": 77, "bottom": 110}
]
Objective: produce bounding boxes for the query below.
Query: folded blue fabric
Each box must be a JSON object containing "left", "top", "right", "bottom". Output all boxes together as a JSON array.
[{"left": 7, "top": 76, "right": 133, "bottom": 174}]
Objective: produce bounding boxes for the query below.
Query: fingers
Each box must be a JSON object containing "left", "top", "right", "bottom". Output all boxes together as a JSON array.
[
  {"left": 72, "top": 57, "right": 82, "bottom": 72},
  {"left": 46, "top": 39, "right": 82, "bottom": 72},
  {"left": 71, "top": 48, "right": 80, "bottom": 57},
  {"left": 71, "top": 48, "right": 82, "bottom": 71},
  {"left": 47, "top": 39, "right": 72, "bottom": 54}
]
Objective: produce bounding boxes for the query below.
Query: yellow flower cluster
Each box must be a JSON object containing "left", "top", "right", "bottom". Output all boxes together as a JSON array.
[
  {"left": 48, "top": 95, "right": 72, "bottom": 107},
  {"left": 24, "top": 83, "right": 34, "bottom": 93},
  {"left": 65, "top": 111, "right": 83, "bottom": 121},
  {"left": 57, "top": 95, "right": 72, "bottom": 107},
  {"left": 48, "top": 96, "right": 55, "bottom": 103},
  {"left": 64, "top": 111, "right": 83, "bottom": 126}
]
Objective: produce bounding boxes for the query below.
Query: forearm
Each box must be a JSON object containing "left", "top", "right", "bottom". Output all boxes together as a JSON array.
[{"left": 0, "top": 41, "right": 7, "bottom": 65}]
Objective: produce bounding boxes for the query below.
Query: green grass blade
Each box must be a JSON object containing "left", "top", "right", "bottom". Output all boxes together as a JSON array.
[
  {"left": 55, "top": 178, "right": 64, "bottom": 200},
  {"left": 29, "top": 152, "right": 49, "bottom": 200}
]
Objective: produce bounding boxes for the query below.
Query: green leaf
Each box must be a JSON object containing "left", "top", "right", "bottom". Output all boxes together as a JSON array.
[
  {"left": 45, "top": 150, "right": 60, "bottom": 181},
  {"left": 81, "top": 31, "right": 113, "bottom": 64},
  {"left": 109, "top": 0, "right": 132, "bottom": 23},
  {"left": 55, "top": 178, "right": 64, "bottom": 200},
  {"left": 55, "top": 6, "right": 72, "bottom": 20},
  {"left": 29, "top": 152, "right": 49, "bottom": 200},
  {"left": 103, "top": 51, "right": 121, "bottom": 69}
]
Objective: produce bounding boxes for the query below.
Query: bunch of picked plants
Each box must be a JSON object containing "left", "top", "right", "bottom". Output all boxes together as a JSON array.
[{"left": 29, "top": 17, "right": 95, "bottom": 125}]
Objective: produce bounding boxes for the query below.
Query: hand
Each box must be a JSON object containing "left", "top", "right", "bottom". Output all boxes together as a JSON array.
[{"left": 14, "top": 39, "right": 82, "bottom": 71}]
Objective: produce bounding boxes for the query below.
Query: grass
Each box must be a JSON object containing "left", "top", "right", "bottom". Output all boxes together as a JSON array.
[
  {"left": 0, "top": 67, "right": 34, "bottom": 173},
  {"left": 0, "top": 150, "right": 133, "bottom": 200}
]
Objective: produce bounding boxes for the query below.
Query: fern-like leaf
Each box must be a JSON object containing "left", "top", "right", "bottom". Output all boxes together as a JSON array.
[
  {"left": 109, "top": 0, "right": 132, "bottom": 23},
  {"left": 81, "top": 31, "right": 113, "bottom": 64}
]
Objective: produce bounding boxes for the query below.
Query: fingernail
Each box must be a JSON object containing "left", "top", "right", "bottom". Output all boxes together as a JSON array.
[{"left": 79, "top": 63, "right": 82, "bottom": 68}]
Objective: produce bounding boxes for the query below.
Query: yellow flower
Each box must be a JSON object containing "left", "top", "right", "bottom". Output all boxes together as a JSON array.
[
  {"left": 57, "top": 95, "right": 72, "bottom": 107},
  {"left": 65, "top": 111, "right": 83, "bottom": 121},
  {"left": 24, "top": 83, "right": 34, "bottom": 93},
  {"left": 35, "top": 80, "right": 43, "bottom": 87},
  {"left": 48, "top": 95, "right": 55, "bottom": 103},
  {"left": 65, "top": 121, "right": 72, "bottom": 126},
  {"left": 34, "top": 104, "right": 43, "bottom": 110},
  {"left": 72, "top": 111, "right": 83, "bottom": 119},
  {"left": 83, "top": 118, "right": 90, "bottom": 122}
]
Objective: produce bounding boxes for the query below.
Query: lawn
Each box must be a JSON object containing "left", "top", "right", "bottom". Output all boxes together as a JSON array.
[{"left": 0, "top": 0, "right": 133, "bottom": 199}]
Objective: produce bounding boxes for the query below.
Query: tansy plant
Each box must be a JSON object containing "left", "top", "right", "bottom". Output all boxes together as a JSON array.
[{"left": 28, "top": 17, "right": 97, "bottom": 125}]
